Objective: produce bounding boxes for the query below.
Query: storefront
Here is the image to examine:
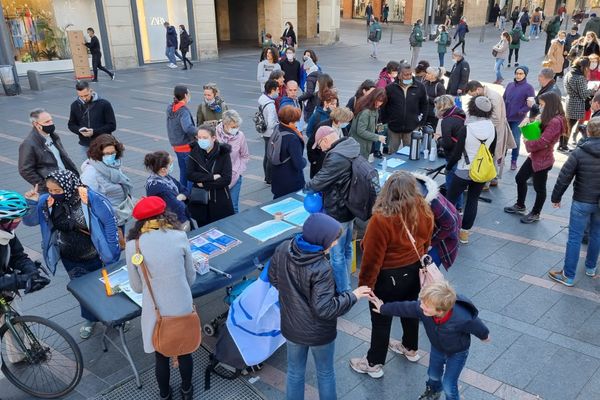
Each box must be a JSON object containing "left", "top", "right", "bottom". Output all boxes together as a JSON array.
[{"left": 2, "top": 0, "right": 103, "bottom": 75}]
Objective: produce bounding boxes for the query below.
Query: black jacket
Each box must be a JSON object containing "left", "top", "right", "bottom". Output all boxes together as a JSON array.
[
  {"left": 423, "top": 79, "right": 446, "bottom": 118},
  {"left": 18, "top": 129, "right": 79, "bottom": 192},
  {"left": 282, "top": 27, "right": 297, "bottom": 47},
  {"left": 0, "top": 235, "right": 38, "bottom": 292},
  {"left": 381, "top": 79, "right": 427, "bottom": 133},
  {"left": 68, "top": 93, "right": 117, "bottom": 146},
  {"left": 551, "top": 137, "right": 600, "bottom": 204},
  {"left": 305, "top": 137, "right": 360, "bottom": 223},
  {"left": 186, "top": 141, "right": 234, "bottom": 226},
  {"left": 268, "top": 236, "right": 357, "bottom": 346},
  {"left": 530, "top": 80, "right": 562, "bottom": 117},
  {"left": 446, "top": 58, "right": 470, "bottom": 96},
  {"left": 279, "top": 59, "right": 301, "bottom": 84},
  {"left": 179, "top": 30, "right": 192, "bottom": 52},
  {"left": 438, "top": 107, "right": 466, "bottom": 157},
  {"left": 271, "top": 125, "right": 307, "bottom": 199},
  {"left": 84, "top": 36, "right": 102, "bottom": 56},
  {"left": 166, "top": 26, "right": 178, "bottom": 47},
  {"left": 298, "top": 71, "right": 321, "bottom": 119},
  {"left": 307, "top": 119, "right": 333, "bottom": 178}
]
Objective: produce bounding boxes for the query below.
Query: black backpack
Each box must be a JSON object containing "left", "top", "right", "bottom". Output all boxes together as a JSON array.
[
  {"left": 267, "top": 125, "right": 294, "bottom": 165},
  {"left": 511, "top": 32, "right": 520, "bottom": 45},
  {"left": 346, "top": 156, "right": 380, "bottom": 221},
  {"left": 253, "top": 101, "right": 273, "bottom": 134}
]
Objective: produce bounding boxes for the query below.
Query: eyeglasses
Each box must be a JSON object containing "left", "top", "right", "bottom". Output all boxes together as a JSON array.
[{"left": 102, "top": 151, "right": 117, "bottom": 156}]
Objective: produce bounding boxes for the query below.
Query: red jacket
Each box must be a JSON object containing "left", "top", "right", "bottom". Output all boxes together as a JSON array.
[{"left": 524, "top": 115, "right": 564, "bottom": 172}]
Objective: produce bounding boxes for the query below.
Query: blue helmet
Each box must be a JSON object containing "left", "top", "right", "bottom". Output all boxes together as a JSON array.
[{"left": 0, "top": 191, "right": 28, "bottom": 220}]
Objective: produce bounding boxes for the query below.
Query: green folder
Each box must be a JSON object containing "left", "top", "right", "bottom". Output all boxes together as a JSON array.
[{"left": 521, "top": 120, "right": 542, "bottom": 140}]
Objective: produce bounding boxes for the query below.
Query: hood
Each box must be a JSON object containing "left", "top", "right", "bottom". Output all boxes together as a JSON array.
[
  {"left": 455, "top": 295, "right": 479, "bottom": 320},
  {"left": 379, "top": 68, "right": 391, "bottom": 81},
  {"left": 442, "top": 105, "right": 466, "bottom": 119},
  {"left": 579, "top": 137, "right": 600, "bottom": 158},
  {"left": 412, "top": 172, "right": 439, "bottom": 204},
  {"left": 314, "top": 106, "right": 330, "bottom": 118},
  {"left": 288, "top": 234, "right": 326, "bottom": 266},
  {"left": 77, "top": 91, "right": 99, "bottom": 105},
  {"left": 466, "top": 118, "right": 495, "bottom": 141},
  {"left": 329, "top": 137, "right": 360, "bottom": 159},
  {"left": 259, "top": 93, "right": 275, "bottom": 106},
  {"left": 166, "top": 103, "right": 188, "bottom": 119}
]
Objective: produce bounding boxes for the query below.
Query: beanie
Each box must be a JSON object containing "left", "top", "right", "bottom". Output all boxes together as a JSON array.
[
  {"left": 302, "top": 213, "right": 341, "bottom": 250},
  {"left": 132, "top": 196, "right": 166, "bottom": 220},
  {"left": 474, "top": 96, "right": 492, "bottom": 113},
  {"left": 515, "top": 65, "right": 529, "bottom": 76}
]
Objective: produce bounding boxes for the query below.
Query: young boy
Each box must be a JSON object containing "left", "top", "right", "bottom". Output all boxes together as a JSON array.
[{"left": 370, "top": 280, "right": 490, "bottom": 400}]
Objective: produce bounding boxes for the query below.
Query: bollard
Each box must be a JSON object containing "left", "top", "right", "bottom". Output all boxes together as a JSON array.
[
  {"left": 389, "top": 26, "right": 394, "bottom": 44},
  {"left": 27, "top": 70, "right": 43, "bottom": 91},
  {"left": 479, "top": 23, "right": 487, "bottom": 43}
]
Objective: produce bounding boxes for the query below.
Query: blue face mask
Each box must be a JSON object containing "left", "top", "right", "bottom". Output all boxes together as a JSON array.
[
  {"left": 340, "top": 122, "right": 349, "bottom": 129},
  {"left": 270, "top": 92, "right": 279, "bottom": 99},
  {"left": 198, "top": 138, "right": 212, "bottom": 150},
  {"left": 51, "top": 193, "right": 65, "bottom": 203},
  {"left": 402, "top": 79, "right": 413, "bottom": 85},
  {"left": 102, "top": 154, "right": 119, "bottom": 167}
]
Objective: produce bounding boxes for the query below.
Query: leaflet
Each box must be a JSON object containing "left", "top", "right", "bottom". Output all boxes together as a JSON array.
[
  {"left": 284, "top": 208, "right": 311, "bottom": 226},
  {"left": 396, "top": 146, "right": 411, "bottom": 156},
  {"left": 188, "top": 228, "right": 241, "bottom": 258},
  {"left": 379, "top": 158, "right": 405, "bottom": 168},
  {"left": 244, "top": 220, "right": 296, "bottom": 242},
  {"left": 120, "top": 283, "right": 143, "bottom": 307},
  {"left": 378, "top": 170, "right": 391, "bottom": 186},
  {"left": 98, "top": 266, "right": 130, "bottom": 290},
  {"left": 261, "top": 197, "right": 304, "bottom": 216}
]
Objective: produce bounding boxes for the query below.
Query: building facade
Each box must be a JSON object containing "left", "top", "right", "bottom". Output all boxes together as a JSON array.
[{"left": 1, "top": 0, "right": 336, "bottom": 76}]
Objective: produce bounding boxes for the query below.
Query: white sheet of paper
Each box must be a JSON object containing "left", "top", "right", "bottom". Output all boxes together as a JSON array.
[{"left": 396, "top": 146, "right": 411, "bottom": 156}]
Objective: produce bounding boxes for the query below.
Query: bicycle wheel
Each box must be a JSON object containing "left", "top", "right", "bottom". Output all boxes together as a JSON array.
[{"left": 0, "top": 315, "right": 83, "bottom": 399}]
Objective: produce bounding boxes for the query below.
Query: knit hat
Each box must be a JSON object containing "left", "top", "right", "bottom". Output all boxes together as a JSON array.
[
  {"left": 515, "top": 65, "right": 529, "bottom": 76},
  {"left": 312, "top": 126, "right": 337, "bottom": 149},
  {"left": 132, "top": 196, "right": 166, "bottom": 220},
  {"left": 302, "top": 213, "right": 341, "bottom": 250},
  {"left": 474, "top": 96, "right": 493, "bottom": 113}
]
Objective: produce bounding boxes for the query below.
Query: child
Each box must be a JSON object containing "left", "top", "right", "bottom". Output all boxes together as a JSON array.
[{"left": 370, "top": 280, "right": 490, "bottom": 400}]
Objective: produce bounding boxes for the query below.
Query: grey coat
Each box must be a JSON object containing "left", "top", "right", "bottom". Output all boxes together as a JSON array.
[
  {"left": 80, "top": 160, "right": 128, "bottom": 207},
  {"left": 126, "top": 229, "right": 196, "bottom": 353},
  {"left": 565, "top": 70, "right": 595, "bottom": 120}
]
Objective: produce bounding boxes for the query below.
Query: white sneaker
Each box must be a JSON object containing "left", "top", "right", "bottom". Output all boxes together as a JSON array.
[
  {"left": 168, "top": 63, "right": 178, "bottom": 69},
  {"left": 389, "top": 342, "right": 421, "bottom": 362},
  {"left": 349, "top": 356, "right": 384, "bottom": 378}
]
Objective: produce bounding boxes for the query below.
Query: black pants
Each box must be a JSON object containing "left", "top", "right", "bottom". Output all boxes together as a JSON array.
[
  {"left": 545, "top": 34, "right": 553, "bottom": 55},
  {"left": 515, "top": 157, "right": 551, "bottom": 215},
  {"left": 367, "top": 263, "right": 420, "bottom": 365},
  {"left": 155, "top": 352, "right": 193, "bottom": 397},
  {"left": 508, "top": 48, "right": 519, "bottom": 63},
  {"left": 452, "top": 38, "right": 465, "bottom": 53},
  {"left": 91, "top": 54, "right": 112, "bottom": 80},
  {"left": 446, "top": 174, "right": 486, "bottom": 230},
  {"left": 263, "top": 136, "right": 272, "bottom": 183},
  {"left": 181, "top": 50, "right": 193, "bottom": 69}
]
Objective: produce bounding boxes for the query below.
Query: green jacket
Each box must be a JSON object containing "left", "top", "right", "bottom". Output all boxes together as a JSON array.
[
  {"left": 369, "top": 22, "right": 382, "bottom": 42},
  {"left": 349, "top": 109, "right": 380, "bottom": 158},
  {"left": 509, "top": 28, "right": 529, "bottom": 49},
  {"left": 410, "top": 25, "right": 424, "bottom": 48},
  {"left": 545, "top": 19, "right": 561, "bottom": 38},
  {"left": 196, "top": 98, "right": 228, "bottom": 127},
  {"left": 437, "top": 31, "right": 449, "bottom": 53}
]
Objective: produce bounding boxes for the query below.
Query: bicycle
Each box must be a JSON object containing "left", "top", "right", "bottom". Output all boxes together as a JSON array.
[{"left": 0, "top": 294, "right": 83, "bottom": 398}]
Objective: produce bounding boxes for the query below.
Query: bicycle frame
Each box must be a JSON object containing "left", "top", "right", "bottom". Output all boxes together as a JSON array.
[{"left": 0, "top": 297, "right": 45, "bottom": 364}]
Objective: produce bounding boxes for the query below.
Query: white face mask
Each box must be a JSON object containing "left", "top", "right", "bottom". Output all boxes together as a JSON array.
[
  {"left": 286, "top": 54, "right": 294, "bottom": 61},
  {"left": 592, "top": 62, "right": 599, "bottom": 69}
]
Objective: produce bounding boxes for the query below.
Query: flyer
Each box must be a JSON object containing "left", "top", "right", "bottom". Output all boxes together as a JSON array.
[
  {"left": 379, "top": 158, "right": 405, "bottom": 168},
  {"left": 120, "top": 283, "right": 143, "bottom": 307},
  {"left": 243, "top": 220, "right": 296, "bottom": 242},
  {"left": 261, "top": 197, "right": 304, "bottom": 216},
  {"left": 98, "top": 266, "right": 130, "bottom": 291},
  {"left": 203, "top": 228, "right": 241, "bottom": 248},
  {"left": 284, "top": 208, "right": 311, "bottom": 226}
]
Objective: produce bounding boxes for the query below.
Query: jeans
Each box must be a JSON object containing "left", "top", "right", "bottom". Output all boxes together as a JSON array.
[
  {"left": 370, "top": 41, "right": 378, "bottom": 57},
  {"left": 445, "top": 166, "right": 463, "bottom": 210},
  {"left": 175, "top": 151, "right": 191, "bottom": 190},
  {"left": 62, "top": 257, "right": 103, "bottom": 321},
  {"left": 155, "top": 352, "right": 193, "bottom": 397},
  {"left": 79, "top": 145, "right": 90, "bottom": 164},
  {"left": 494, "top": 58, "right": 504, "bottom": 81},
  {"left": 438, "top": 52, "right": 445, "bottom": 67},
  {"left": 165, "top": 46, "right": 177, "bottom": 64},
  {"left": 230, "top": 176, "right": 243, "bottom": 213},
  {"left": 427, "top": 346, "right": 469, "bottom": 400},
  {"left": 563, "top": 200, "right": 600, "bottom": 279},
  {"left": 330, "top": 220, "right": 354, "bottom": 293},
  {"left": 529, "top": 24, "right": 539, "bottom": 37},
  {"left": 263, "top": 136, "right": 272, "bottom": 183},
  {"left": 508, "top": 48, "right": 519, "bottom": 64},
  {"left": 367, "top": 262, "right": 420, "bottom": 365},
  {"left": 509, "top": 120, "right": 522, "bottom": 162},
  {"left": 446, "top": 174, "right": 485, "bottom": 230},
  {"left": 286, "top": 340, "right": 336, "bottom": 400},
  {"left": 515, "top": 157, "right": 551, "bottom": 215}
]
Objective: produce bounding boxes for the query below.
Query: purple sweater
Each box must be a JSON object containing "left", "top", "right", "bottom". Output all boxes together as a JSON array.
[{"left": 503, "top": 79, "right": 535, "bottom": 122}]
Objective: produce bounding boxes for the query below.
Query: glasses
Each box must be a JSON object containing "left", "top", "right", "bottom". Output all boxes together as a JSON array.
[{"left": 102, "top": 151, "right": 117, "bottom": 156}]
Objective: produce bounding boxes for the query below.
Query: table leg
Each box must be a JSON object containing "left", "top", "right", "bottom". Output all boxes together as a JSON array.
[
  {"left": 101, "top": 325, "right": 108, "bottom": 352},
  {"left": 100, "top": 323, "right": 142, "bottom": 388}
]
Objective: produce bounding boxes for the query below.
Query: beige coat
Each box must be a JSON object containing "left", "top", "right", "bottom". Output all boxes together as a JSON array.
[{"left": 547, "top": 39, "right": 565, "bottom": 74}]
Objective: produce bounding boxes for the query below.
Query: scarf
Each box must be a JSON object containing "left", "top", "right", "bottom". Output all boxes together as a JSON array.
[
  {"left": 147, "top": 173, "right": 179, "bottom": 194},
  {"left": 0, "top": 229, "right": 15, "bottom": 246},
  {"left": 433, "top": 308, "right": 453, "bottom": 325},
  {"left": 47, "top": 170, "right": 82, "bottom": 204},
  {"left": 89, "top": 160, "right": 133, "bottom": 197},
  {"left": 140, "top": 219, "right": 173, "bottom": 234}
]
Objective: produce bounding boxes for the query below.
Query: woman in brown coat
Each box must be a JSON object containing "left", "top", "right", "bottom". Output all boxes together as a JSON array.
[{"left": 547, "top": 31, "right": 566, "bottom": 79}]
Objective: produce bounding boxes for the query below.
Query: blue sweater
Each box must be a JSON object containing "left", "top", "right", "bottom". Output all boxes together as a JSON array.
[
  {"left": 380, "top": 295, "right": 489, "bottom": 355},
  {"left": 145, "top": 174, "right": 190, "bottom": 223}
]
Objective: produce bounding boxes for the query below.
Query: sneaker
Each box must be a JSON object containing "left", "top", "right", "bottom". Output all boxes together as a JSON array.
[
  {"left": 548, "top": 270, "right": 574, "bottom": 287},
  {"left": 586, "top": 267, "right": 597, "bottom": 277},
  {"left": 419, "top": 386, "right": 442, "bottom": 400},
  {"left": 520, "top": 212, "right": 540, "bottom": 224},
  {"left": 111, "top": 72, "right": 116, "bottom": 81},
  {"left": 80, "top": 320, "right": 95, "bottom": 339},
  {"left": 459, "top": 229, "right": 469, "bottom": 244},
  {"left": 490, "top": 178, "right": 498, "bottom": 187},
  {"left": 349, "top": 357, "right": 384, "bottom": 378},
  {"left": 504, "top": 204, "right": 526, "bottom": 214},
  {"left": 168, "top": 63, "right": 178, "bottom": 69},
  {"left": 507, "top": 63, "right": 511, "bottom": 67},
  {"left": 515, "top": 62, "right": 519, "bottom": 66},
  {"left": 510, "top": 160, "right": 517, "bottom": 170},
  {"left": 91, "top": 79, "right": 98, "bottom": 82},
  {"left": 389, "top": 342, "right": 421, "bottom": 362}
]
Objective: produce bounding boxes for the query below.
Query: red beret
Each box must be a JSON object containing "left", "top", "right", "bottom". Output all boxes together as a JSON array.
[{"left": 132, "top": 196, "right": 167, "bottom": 220}]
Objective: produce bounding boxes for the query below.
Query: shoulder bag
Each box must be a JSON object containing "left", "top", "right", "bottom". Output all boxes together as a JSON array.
[
  {"left": 189, "top": 155, "right": 214, "bottom": 205},
  {"left": 135, "top": 239, "right": 201, "bottom": 357},
  {"left": 402, "top": 219, "right": 444, "bottom": 288}
]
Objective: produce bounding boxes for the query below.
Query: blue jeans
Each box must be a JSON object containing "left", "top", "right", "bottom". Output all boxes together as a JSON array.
[
  {"left": 509, "top": 120, "right": 522, "bottom": 162},
  {"left": 427, "top": 346, "right": 469, "bottom": 400},
  {"left": 230, "top": 176, "right": 243, "bottom": 213},
  {"left": 445, "top": 165, "right": 463, "bottom": 210},
  {"left": 330, "top": 220, "right": 353, "bottom": 293},
  {"left": 563, "top": 200, "right": 600, "bottom": 279},
  {"left": 166, "top": 46, "right": 177, "bottom": 64},
  {"left": 286, "top": 340, "right": 336, "bottom": 400},
  {"left": 439, "top": 52, "right": 445, "bottom": 67},
  {"left": 494, "top": 58, "right": 504, "bottom": 81},
  {"left": 175, "top": 151, "right": 191, "bottom": 190},
  {"left": 529, "top": 24, "right": 539, "bottom": 37},
  {"left": 62, "top": 257, "right": 103, "bottom": 322}
]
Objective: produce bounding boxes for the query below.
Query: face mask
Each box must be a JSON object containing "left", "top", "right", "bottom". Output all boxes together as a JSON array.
[
  {"left": 270, "top": 92, "right": 279, "bottom": 99},
  {"left": 340, "top": 122, "right": 349, "bottom": 129},
  {"left": 228, "top": 127, "right": 239, "bottom": 136},
  {"left": 303, "top": 55, "right": 309, "bottom": 61},
  {"left": 102, "top": 154, "right": 118, "bottom": 166},
  {"left": 538, "top": 106, "right": 544, "bottom": 114},
  {"left": 286, "top": 54, "right": 294, "bottom": 62},
  {"left": 198, "top": 138, "right": 212, "bottom": 150},
  {"left": 592, "top": 62, "right": 599, "bottom": 69},
  {"left": 204, "top": 98, "right": 215, "bottom": 104},
  {"left": 168, "top": 163, "right": 174, "bottom": 174},
  {"left": 40, "top": 124, "right": 55, "bottom": 135},
  {"left": 51, "top": 193, "right": 65, "bottom": 203},
  {"left": 402, "top": 79, "right": 412, "bottom": 85},
  {"left": 0, "top": 220, "right": 20, "bottom": 232}
]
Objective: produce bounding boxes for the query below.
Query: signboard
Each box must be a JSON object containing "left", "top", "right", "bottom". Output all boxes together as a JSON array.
[{"left": 67, "top": 30, "right": 93, "bottom": 80}]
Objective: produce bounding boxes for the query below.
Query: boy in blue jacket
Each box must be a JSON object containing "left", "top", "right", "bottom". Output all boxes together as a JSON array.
[{"left": 370, "top": 280, "right": 490, "bottom": 400}]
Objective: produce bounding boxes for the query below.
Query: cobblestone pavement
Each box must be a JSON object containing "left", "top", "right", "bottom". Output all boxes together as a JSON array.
[{"left": 0, "top": 19, "right": 597, "bottom": 400}]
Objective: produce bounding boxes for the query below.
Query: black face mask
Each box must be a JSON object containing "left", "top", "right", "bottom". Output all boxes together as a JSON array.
[{"left": 40, "top": 124, "right": 56, "bottom": 135}]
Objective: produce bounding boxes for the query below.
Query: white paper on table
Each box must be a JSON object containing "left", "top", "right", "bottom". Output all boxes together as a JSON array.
[
  {"left": 396, "top": 146, "right": 411, "bottom": 156},
  {"left": 120, "top": 283, "right": 143, "bottom": 307},
  {"left": 261, "top": 197, "right": 304, "bottom": 215},
  {"left": 98, "top": 266, "right": 129, "bottom": 288},
  {"left": 284, "top": 208, "right": 311, "bottom": 226},
  {"left": 379, "top": 158, "right": 406, "bottom": 168},
  {"left": 296, "top": 190, "right": 306, "bottom": 197},
  {"left": 378, "top": 170, "right": 391, "bottom": 186},
  {"left": 244, "top": 220, "right": 296, "bottom": 242}
]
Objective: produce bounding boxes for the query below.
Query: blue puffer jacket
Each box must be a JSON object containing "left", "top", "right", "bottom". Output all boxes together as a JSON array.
[{"left": 24, "top": 187, "right": 121, "bottom": 274}]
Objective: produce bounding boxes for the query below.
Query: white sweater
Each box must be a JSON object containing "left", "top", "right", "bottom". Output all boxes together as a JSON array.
[{"left": 456, "top": 118, "right": 496, "bottom": 175}]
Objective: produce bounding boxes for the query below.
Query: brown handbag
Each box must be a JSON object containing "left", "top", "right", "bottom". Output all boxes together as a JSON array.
[{"left": 135, "top": 239, "right": 201, "bottom": 357}]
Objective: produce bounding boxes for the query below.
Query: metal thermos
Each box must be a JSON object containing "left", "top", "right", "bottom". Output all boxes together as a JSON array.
[
  {"left": 421, "top": 129, "right": 430, "bottom": 153},
  {"left": 409, "top": 130, "right": 422, "bottom": 160}
]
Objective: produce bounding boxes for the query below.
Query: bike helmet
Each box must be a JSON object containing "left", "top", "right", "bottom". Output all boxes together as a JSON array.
[{"left": 0, "top": 191, "right": 28, "bottom": 220}]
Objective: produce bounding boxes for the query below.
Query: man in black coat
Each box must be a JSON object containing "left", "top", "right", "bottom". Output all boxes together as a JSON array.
[
  {"left": 279, "top": 47, "right": 301, "bottom": 84},
  {"left": 446, "top": 50, "right": 470, "bottom": 96},
  {"left": 67, "top": 80, "right": 116, "bottom": 161},
  {"left": 84, "top": 27, "right": 114, "bottom": 82},
  {"left": 18, "top": 109, "right": 78, "bottom": 193}
]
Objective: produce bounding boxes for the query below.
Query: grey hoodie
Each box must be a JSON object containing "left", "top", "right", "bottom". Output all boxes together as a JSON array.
[
  {"left": 258, "top": 94, "right": 278, "bottom": 138},
  {"left": 166, "top": 103, "right": 197, "bottom": 147}
]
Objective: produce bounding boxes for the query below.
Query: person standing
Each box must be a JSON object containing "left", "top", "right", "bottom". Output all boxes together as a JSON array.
[
  {"left": 125, "top": 197, "right": 196, "bottom": 400},
  {"left": 368, "top": 17, "right": 382, "bottom": 59},
  {"left": 446, "top": 50, "right": 470, "bottom": 96},
  {"left": 547, "top": 31, "right": 567, "bottom": 79},
  {"left": 269, "top": 213, "right": 372, "bottom": 400},
  {"left": 279, "top": 80, "right": 302, "bottom": 112},
  {"left": 510, "top": 6, "right": 520, "bottom": 28},
  {"left": 409, "top": 20, "right": 425, "bottom": 69},
  {"left": 528, "top": 68, "right": 562, "bottom": 120},
  {"left": 435, "top": 25, "right": 450, "bottom": 67},
  {"left": 282, "top": 22, "right": 297, "bottom": 48},
  {"left": 503, "top": 66, "right": 535, "bottom": 170},
  {"left": 565, "top": 25, "right": 581, "bottom": 57},
  {"left": 196, "top": 83, "right": 228, "bottom": 127},
  {"left": 508, "top": 25, "right": 528, "bottom": 67},
  {"left": 179, "top": 25, "right": 193, "bottom": 70},
  {"left": 423, "top": 67, "right": 447, "bottom": 128},
  {"left": 583, "top": 12, "right": 600, "bottom": 37},
  {"left": 504, "top": 92, "right": 565, "bottom": 224},
  {"left": 186, "top": 125, "right": 234, "bottom": 227},
  {"left": 306, "top": 89, "right": 338, "bottom": 139},
  {"left": 166, "top": 85, "right": 197, "bottom": 189},
  {"left": 365, "top": 2, "right": 373, "bottom": 25},
  {"left": 544, "top": 16, "right": 562, "bottom": 54},
  {"left": 306, "top": 108, "right": 354, "bottom": 177},
  {"left": 19, "top": 109, "right": 78, "bottom": 193},
  {"left": 489, "top": 3, "right": 500, "bottom": 25},
  {"left": 349, "top": 88, "right": 387, "bottom": 159},
  {"left": 382, "top": 2, "right": 389, "bottom": 24},
  {"left": 350, "top": 172, "right": 434, "bottom": 378},
  {"left": 84, "top": 28, "right": 114, "bottom": 82},
  {"left": 163, "top": 22, "right": 181, "bottom": 68},
  {"left": 548, "top": 117, "right": 600, "bottom": 287},
  {"left": 452, "top": 17, "right": 469, "bottom": 54},
  {"left": 518, "top": 8, "right": 530, "bottom": 33},
  {"left": 376, "top": 61, "right": 400, "bottom": 89},
  {"left": 216, "top": 110, "right": 249, "bottom": 213},
  {"left": 492, "top": 31, "right": 510, "bottom": 84},
  {"left": 565, "top": 57, "right": 596, "bottom": 148},
  {"left": 258, "top": 80, "right": 280, "bottom": 185},
  {"left": 529, "top": 8, "right": 543, "bottom": 39},
  {"left": 257, "top": 47, "right": 282, "bottom": 92},
  {"left": 279, "top": 47, "right": 301, "bottom": 84},
  {"left": 298, "top": 58, "right": 322, "bottom": 121}
]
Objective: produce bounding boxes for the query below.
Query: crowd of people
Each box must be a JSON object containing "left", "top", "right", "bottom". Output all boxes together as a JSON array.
[{"left": 3, "top": 10, "right": 600, "bottom": 400}]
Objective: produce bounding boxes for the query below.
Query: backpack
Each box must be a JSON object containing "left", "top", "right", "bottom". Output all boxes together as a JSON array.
[
  {"left": 346, "top": 156, "right": 380, "bottom": 220},
  {"left": 266, "top": 125, "right": 294, "bottom": 165},
  {"left": 369, "top": 28, "right": 381, "bottom": 42},
  {"left": 409, "top": 29, "right": 418, "bottom": 47},
  {"left": 463, "top": 139, "right": 497, "bottom": 183},
  {"left": 253, "top": 101, "right": 273, "bottom": 134},
  {"left": 511, "top": 32, "right": 520, "bottom": 45}
]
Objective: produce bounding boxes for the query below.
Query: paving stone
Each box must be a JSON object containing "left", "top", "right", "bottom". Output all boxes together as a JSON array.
[
  {"left": 511, "top": 247, "right": 564, "bottom": 277},
  {"left": 484, "top": 241, "right": 536, "bottom": 270},
  {"left": 536, "top": 295, "right": 599, "bottom": 337},
  {"left": 462, "top": 385, "right": 503, "bottom": 399},
  {"left": 445, "top": 264, "right": 500, "bottom": 298},
  {"left": 472, "top": 276, "right": 529, "bottom": 313},
  {"left": 466, "top": 322, "right": 521, "bottom": 374},
  {"left": 573, "top": 308, "right": 600, "bottom": 347},
  {"left": 501, "top": 285, "right": 564, "bottom": 324}
]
